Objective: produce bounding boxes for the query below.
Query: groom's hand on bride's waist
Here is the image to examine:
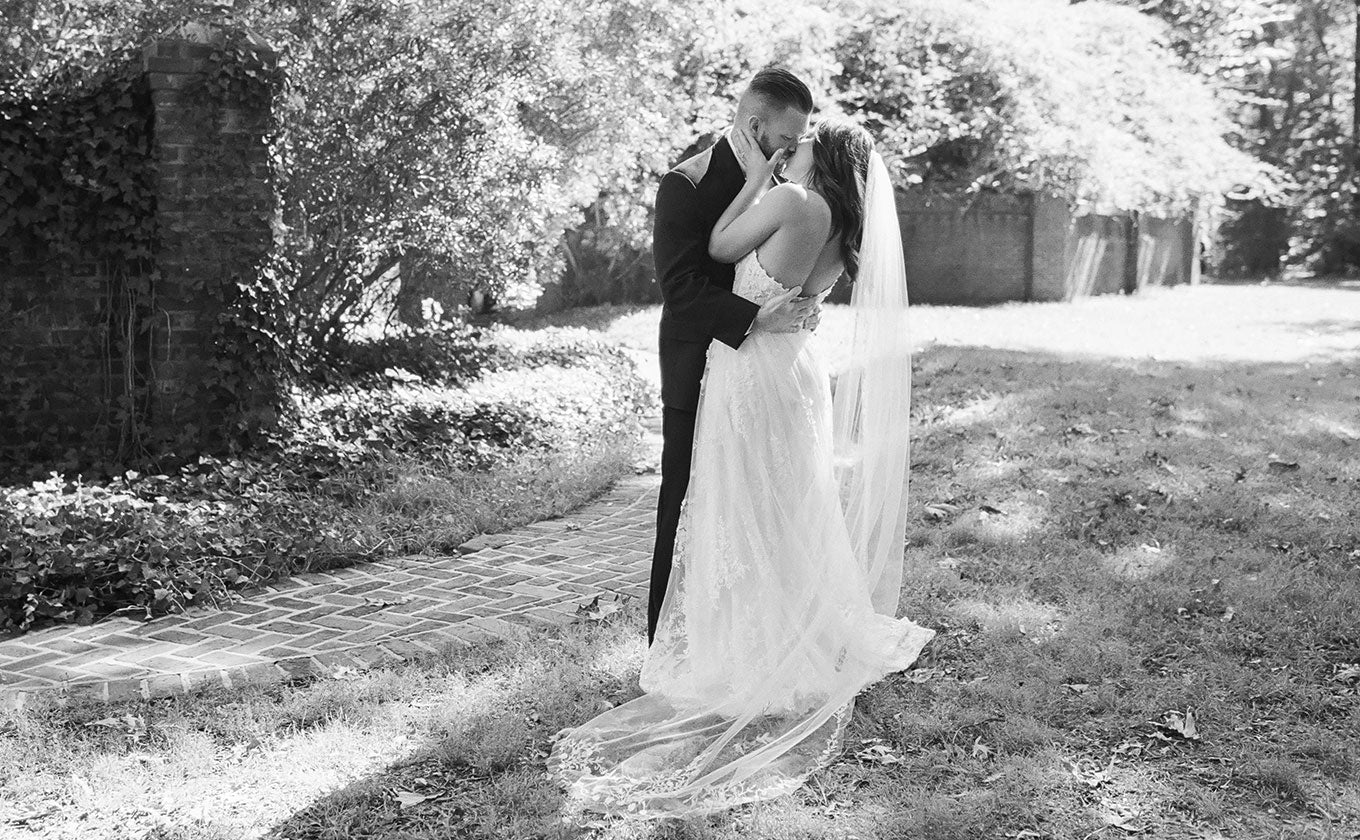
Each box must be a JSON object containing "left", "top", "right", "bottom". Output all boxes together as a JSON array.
[
  {"left": 800, "top": 302, "right": 822, "bottom": 332},
  {"left": 752, "top": 287, "right": 819, "bottom": 334}
]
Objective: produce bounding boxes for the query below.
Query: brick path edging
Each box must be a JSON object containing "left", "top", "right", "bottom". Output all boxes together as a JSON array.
[{"left": 0, "top": 471, "right": 660, "bottom": 712}]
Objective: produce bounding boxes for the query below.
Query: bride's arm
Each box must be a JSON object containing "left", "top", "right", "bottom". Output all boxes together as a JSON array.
[{"left": 708, "top": 184, "right": 800, "bottom": 263}]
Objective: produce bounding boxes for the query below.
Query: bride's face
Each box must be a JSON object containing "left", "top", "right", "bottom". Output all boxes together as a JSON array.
[{"left": 781, "top": 134, "right": 815, "bottom": 184}]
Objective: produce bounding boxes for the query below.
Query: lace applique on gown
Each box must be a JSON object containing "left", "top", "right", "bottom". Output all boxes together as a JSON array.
[{"left": 547, "top": 253, "right": 934, "bottom": 819}]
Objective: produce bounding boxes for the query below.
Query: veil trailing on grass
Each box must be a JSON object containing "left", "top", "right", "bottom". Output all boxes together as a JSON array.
[{"left": 547, "top": 151, "right": 929, "bottom": 819}]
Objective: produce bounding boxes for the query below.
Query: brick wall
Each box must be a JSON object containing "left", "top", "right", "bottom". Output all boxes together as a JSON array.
[
  {"left": 877, "top": 191, "right": 1198, "bottom": 306},
  {"left": 895, "top": 191, "right": 1032, "bottom": 305},
  {"left": 0, "top": 27, "right": 278, "bottom": 476},
  {"left": 140, "top": 29, "right": 278, "bottom": 440}
]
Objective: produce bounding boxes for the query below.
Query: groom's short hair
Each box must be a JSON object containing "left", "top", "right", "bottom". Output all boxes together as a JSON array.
[{"left": 747, "top": 67, "right": 813, "bottom": 114}]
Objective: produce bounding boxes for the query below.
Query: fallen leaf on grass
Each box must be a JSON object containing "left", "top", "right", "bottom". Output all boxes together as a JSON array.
[
  {"left": 1101, "top": 813, "right": 1149, "bottom": 833},
  {"left": 1155, "top": 709, "right": 1201, "bottom": 741},
  {"left": 394, "top": 790, "right": 429, "bottom": 809},
  {"left": 854, "top": 738, "right": 904, "bottom": 766},
  {"left": 1112, "top": 739, "right": 1144, "bottom": 757},
  {"left": 1065, "top": 757, "right": 1112, "bottom": 788},
  {"left": 1330, "top": 664, "right": 1360, "bottom": 684},
  {"left": 85, "top": 714, "right": 147, "bottom": 743},
  {"left": 576, "top": 593, "right": 630, "bottom": 624},
  {"left": 924, "top": 501, "right": 961, "bottom": 521}
]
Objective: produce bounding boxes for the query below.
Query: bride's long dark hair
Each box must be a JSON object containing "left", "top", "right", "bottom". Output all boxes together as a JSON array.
[{"left": 806, "top": 119, "right": 874, "bottom": 280}]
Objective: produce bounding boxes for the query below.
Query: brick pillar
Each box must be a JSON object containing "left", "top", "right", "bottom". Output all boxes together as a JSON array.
[{"left": 141, "top": 26, "right": 279, "bottom": 448}]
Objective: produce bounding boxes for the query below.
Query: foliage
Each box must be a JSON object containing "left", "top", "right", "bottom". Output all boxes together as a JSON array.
[
  {"left": 305, "top": 320, "right": 491, "bottom": 390},
  {"left": 0, "top": 22, "right": 290, "bottom": 475},
  {"left": 0, "top": 51, "right": 158, "bottom": 469},
  {"left": 835, "top": 0, "right": 1271, "bottom": 216},
  {"left": 546, "top": 0, "right": 845, "bottom": 304},
  {"left": 0, "top": 326, "right": 649, "bottom": 632},
  {"left": 293, "top": 327, "right": 651, "bottom": 470},
  {"left": 0, "top": 461, "right": 362, "bottom": 632},
  {"left": 183, "top": 31, "right": 292, "bottom": 453},
  {"left": 1107, "top": 0, "right": 1358, "bottom": 274},
  {"left": 2, "top": 0, "right": 1273, "bottom": 329},
  {"left": 292, "top": 363, "right": 645, "bottom": 473}
]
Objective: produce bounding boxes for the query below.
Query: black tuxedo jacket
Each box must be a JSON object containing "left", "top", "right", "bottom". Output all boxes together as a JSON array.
[{"left": 653, "top": 136, "right": 761, "bottom": 413}]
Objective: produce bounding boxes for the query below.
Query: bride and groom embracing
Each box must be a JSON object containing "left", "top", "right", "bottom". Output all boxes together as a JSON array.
[{"left": 548, "top": 67, "right": 935, "bottom": 818}]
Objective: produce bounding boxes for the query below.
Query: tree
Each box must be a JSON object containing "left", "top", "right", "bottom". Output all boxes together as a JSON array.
[
  {"left": 835, "top": 0, "right": 1266, "bottom": 215},
  {"left": 1105, "top": 0, "right": 1359, "bottom": 275}
]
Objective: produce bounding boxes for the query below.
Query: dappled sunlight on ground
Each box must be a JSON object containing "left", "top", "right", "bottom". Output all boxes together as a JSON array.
[
  {"left": 944, "top": 504, "right": 1044, "bottom": 546},
  {"left": 936, "top": 393, "right": 1007, "bottom": 426},
  {"left": 584, "top": 628, "right": 646, "bottom": 683},
  {"left": 1100, "top": 542, "right": 1176, "bottom": 580},
  {"left": 946, "top": 596, "right": 1065, "bottom": 640},
  {"left": 897, "top": 283, "right": 1360, "bottom": 364}
]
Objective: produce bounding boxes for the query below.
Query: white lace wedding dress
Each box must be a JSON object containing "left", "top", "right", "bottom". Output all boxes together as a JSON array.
[{"left": 547, "top": 248, "right": 935, "bottom": 819}]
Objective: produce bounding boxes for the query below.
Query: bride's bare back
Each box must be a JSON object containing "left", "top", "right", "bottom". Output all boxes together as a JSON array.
[{"left": 748, "top": 183, "right": 844, "bottom": 298}]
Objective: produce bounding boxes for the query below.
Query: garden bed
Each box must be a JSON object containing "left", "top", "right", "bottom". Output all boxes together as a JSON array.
[{"left": 0, "top": 325, "right": 652, "bottom": 634}]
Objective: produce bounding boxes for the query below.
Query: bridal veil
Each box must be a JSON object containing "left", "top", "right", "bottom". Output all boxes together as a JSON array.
[{"left": 547, "top": 151, "right": 930, "bottom": 819}]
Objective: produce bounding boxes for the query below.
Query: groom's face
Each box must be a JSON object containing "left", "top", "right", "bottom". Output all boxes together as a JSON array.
[{"left": 753, "top": 106, "right": 812, "bottom": 160}]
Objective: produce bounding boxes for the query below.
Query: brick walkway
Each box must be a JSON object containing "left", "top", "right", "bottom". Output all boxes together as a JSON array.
[{"left": 0, "top": 463, "right": 660, "bottom": 711}]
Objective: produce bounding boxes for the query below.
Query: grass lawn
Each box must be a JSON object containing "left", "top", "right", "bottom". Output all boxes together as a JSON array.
[{"left": 3, "top": 281, "right": 1358, "bottom": 839}]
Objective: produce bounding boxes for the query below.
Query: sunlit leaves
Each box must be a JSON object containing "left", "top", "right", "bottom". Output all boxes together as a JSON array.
[{"left": 835, "top": 0, "right": 1271, "bottom": 215}]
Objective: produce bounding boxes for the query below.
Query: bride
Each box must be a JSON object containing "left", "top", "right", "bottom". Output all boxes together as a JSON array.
[{"left": 548, "top": 117, "right": 934, "bottom": 818}]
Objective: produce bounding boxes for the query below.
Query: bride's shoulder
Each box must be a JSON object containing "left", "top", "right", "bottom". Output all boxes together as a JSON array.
[{"left": 767, "top": 183, "right": 831, "bottom": 226}]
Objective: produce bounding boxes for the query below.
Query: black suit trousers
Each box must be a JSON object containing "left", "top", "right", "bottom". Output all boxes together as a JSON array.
[{"left": 648, "top": 405, "right": 697, "bottom": 644}]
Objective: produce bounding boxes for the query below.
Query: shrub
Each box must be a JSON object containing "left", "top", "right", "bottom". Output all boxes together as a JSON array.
[
  {"left": 0, "top": 326, "right": 651, "bottom": 632},
  {"left": 305, "top": 321, "right": 492, "bottom": 389},
  {"left": 0, "top": 463, "right": 365, "bottom": 632},
  {"left": 292, "top": 338, "right": 651, "bottom": 473}
]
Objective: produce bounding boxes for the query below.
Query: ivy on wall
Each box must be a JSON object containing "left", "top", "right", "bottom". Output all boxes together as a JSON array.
[
  {"left": 177, "top": 32, "right": 290, "bottom": 456},
  {"left": 0, "top": 53, "right": 158, "bottom": 474},
  {"left": 0, "top": 33, "right": 290, "bottom": 480}
]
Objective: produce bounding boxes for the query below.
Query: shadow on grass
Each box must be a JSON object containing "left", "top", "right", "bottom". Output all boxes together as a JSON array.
[
  {"left": 1280, "top": 319, "right": 1360, "bottom": 338},
  {"left": 86, "top": 345, "right": 1353, "bottom": 839},
  {"left": 1205, "top": 275, "right": 1360, "bottom": 292}
]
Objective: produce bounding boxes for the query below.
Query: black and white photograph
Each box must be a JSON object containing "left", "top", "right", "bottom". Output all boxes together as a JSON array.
[{"left": 1, "top": 0, "right": 1357, "bottom": 837}]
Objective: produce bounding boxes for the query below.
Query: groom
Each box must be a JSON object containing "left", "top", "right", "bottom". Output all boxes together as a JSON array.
[{"left": 647, "top": 67, "right": 819, "bottom": 644}]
